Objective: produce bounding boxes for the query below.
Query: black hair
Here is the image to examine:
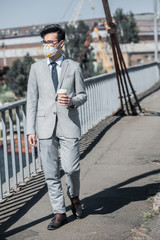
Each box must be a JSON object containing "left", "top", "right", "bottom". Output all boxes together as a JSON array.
[{"left": 40, "top": 24, "right": 65, "bottom": 42}]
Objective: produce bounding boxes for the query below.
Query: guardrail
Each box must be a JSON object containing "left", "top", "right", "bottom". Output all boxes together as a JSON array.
[
  {"left": 0, "top": 100, "right": 42, "bottom": 201},
  {"left": 80, "top": 61, "right": 160, "bottom": 135},
  {"left": 0, "top": 62, "right": 159, "bottom": 201}
]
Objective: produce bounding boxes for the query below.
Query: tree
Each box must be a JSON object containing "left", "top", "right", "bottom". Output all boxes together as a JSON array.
[
  {"left": 0, "top": 66, "right": 9, "bottom": 84},
  {"left": 7, "top": 53, "right": 34, "bottom": 97},
  {"left": 23, "top": 53, "right": 34, "bottom": 79},
  {"left": 64, "top": 21, "right": 95, "bottom": 78},
  {"left": 113, "top": 8, "right": 139, "bottom": 44}
]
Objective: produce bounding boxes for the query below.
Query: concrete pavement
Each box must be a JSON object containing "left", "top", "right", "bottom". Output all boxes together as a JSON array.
[{"left": 1, "top": 87, "right": 160, "bottom": 240}]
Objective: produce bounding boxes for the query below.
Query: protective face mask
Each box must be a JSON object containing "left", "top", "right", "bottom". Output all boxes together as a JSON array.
[{"left": 43, "top": 45, "right": 58, "bottom": 58}]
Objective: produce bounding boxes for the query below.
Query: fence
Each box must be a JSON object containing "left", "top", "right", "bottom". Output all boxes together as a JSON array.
[{"left": 0, "top": 62, "right": 159, "bottom": 201}]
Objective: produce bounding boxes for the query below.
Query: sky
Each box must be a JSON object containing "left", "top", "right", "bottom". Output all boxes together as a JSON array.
[{"left": 0, "top": 0, "right": 159, "bottom": 29}]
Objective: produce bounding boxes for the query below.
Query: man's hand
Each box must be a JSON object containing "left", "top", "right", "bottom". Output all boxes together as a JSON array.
[
  {"left": 58, "top": 95, "right": 74, "bottom": 107},
  {"left": 28, "top": 134, "right": 37, "bottom": 147}
]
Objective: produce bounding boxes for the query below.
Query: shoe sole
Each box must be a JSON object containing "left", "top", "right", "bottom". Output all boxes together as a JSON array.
[{"left": 47, "top": 219, "right": 68, "bottom": 230}]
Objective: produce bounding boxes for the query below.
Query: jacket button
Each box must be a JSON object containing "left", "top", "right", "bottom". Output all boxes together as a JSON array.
[{"left": 53, "top": 112, "right": 56, "bottom": 114}]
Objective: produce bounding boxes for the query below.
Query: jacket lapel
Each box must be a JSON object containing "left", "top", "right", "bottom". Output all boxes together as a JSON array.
[{"left": 57, "top": 59, "right": 69, "bottom": 90}]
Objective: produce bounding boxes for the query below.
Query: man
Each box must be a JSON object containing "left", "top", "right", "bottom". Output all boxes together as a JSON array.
[{"left": 26, "top": 24, "right": 87, "bottom": 230}]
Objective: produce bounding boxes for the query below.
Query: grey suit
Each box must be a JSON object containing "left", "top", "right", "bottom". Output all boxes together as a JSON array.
[
  {"left": 26, "top": 56, "right": 87, "bottom": 214},
  {"left": 26, "top": 57, "right": 86, "bottom": 139}
]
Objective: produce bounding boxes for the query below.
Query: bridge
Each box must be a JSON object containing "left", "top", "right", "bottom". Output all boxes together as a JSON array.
[{"left": 0, "top": 62, "right": 160, "bottom": 239}]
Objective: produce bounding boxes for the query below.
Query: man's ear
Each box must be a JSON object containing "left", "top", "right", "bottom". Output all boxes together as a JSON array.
[{"left": 60, "top": 40, "right": 65, "bottom": 48}]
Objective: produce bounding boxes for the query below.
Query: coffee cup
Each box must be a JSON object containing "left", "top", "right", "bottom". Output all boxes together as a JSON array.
[{"left": 57, "top": 89, "right": 67, "bottom": 100}]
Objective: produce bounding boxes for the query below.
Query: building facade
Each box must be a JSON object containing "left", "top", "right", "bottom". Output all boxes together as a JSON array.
[{"left": 0, "top": 14, "right": 160, "bottom": 70}]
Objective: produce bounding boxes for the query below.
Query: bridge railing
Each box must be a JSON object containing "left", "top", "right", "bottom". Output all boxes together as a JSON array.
[
  {"left": 0, "top": 100, "right": 42, "bottom": 201},
  {"left": 0, "top": 61, "right": 159, "bottom": 201},
  {"left": 80, "top": 62, "right": 160, "bottom": 135}
]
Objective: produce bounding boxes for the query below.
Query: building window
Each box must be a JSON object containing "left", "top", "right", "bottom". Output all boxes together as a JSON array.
[
  {"left": 144, "top": 55, "right": 149, "bottom": 60},
  {"left": 137, "top": 59, "right": 142, "bottom": 64}
]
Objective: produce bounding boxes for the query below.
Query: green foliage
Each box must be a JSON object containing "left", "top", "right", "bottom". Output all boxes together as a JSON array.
[
  {"left": 65, "top": 21, "right": 89, "bottom": 60},
  {"left": 153, "top": 174, "right": 160, "bottom": 182},
  {"left": 0, "top": 84, "right": 15, "bottom": 103},
  {"left": 64, "top": 21, "right": 96, "bottom": 78},
  {"left": 7, "top": 53, "right": 34, "bottom": 97},
  {"left": 146, "top": 197, "right": 153, "bottom": 203},
  {"left": 96, "top": 62, "right": 107, "bottom": 75},
  {"left": 23, "top": 53, "right": 35, "bottom": 78},
  {"left": 113, "top": 8, "right": 139, "bottom": 44},
  {"left": 1, "top": 91, "right": 15, "bottom": 104},
  {"left": 0, "top": 84, "right": 9, "bottom": 94},
  {"left": 0, "top": 66, "right": 9, "bottom": 83},
  {"left": 142, "top": 210, "right": 159, "bottom": 224}
]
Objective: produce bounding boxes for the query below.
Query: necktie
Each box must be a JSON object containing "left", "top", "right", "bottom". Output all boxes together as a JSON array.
[{"left": 51, "top": 62, "right": 58, "bottom": 92}]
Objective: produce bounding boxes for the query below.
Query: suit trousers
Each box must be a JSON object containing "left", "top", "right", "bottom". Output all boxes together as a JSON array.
[{"left": 39, "top": 119, "right": 80, "bottom": 214}]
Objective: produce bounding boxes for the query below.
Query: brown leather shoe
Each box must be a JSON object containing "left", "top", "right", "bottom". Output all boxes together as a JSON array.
[
  {"left": 47, "top": 213, "right": 68, "bottom": 230},
  {"left": 71, "top": 197, "right": 83, "bottom": 219}
]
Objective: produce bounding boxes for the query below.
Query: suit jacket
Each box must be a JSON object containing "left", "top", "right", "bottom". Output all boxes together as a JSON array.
[{"left": 26, "top": 57, "right": 87, "bottom": 139}]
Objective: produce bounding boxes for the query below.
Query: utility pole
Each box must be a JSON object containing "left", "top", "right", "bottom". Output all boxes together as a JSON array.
[
  {"left": 102, "top": 0, "right": 142, "bottom": 115},
  {"left": 154, "top": 0, "right": 158, "bottom": 62}
]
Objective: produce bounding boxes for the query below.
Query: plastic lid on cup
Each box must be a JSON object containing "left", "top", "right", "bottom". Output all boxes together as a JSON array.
[{"left": 57, "top": 89, "right": 67, "bottom": 94}]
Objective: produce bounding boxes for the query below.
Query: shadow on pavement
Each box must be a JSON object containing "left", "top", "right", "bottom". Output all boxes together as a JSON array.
[
  {"left": 1, "top": 168, "right": 160, "bottom": 239},
  {"left": 0, "top": 177, "right": 47, "bottom": 239},
  {"left": 81, "top": 169, "right": 160, "bottom": 217},
  {"left": 0, "top": 113, "right": 160, "bottom": 239},
  {"left": 142, "top": 110, "right": 160, "bottom": 116}
]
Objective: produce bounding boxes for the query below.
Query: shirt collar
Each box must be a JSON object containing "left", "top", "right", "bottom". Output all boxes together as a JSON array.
[{"left": 47, "top": 55, "right": 63, "bottom": 67}]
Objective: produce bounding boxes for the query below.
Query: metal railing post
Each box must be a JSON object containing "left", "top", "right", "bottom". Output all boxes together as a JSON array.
[
  {"left": 31, "top": 146, "right": 36, "bottom": 175},
  {"left": 22, "top": 104, "right": 30, "bottom": 178},
  {"left": 2, "top": 111, "right": 10, "bottom": 196},
  {"left": 9, "top": 109, "right": 17, "bottom": 189},
  {"left": 0, "top": 156, "right": 2, "bottom": 201},
  {"left": 16, "top": 106, "right": 24, "bottom": 183}
]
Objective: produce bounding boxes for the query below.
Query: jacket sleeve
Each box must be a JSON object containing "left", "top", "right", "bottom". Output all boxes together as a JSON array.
[
  {"left": 72, "top": 64, "right": 87, "bottom": 107},
  {"left": 26, "top": 64, "right": 38, "bottom": 135}
]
